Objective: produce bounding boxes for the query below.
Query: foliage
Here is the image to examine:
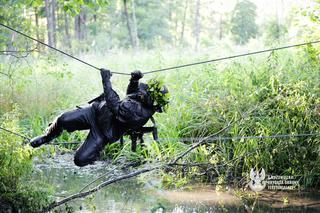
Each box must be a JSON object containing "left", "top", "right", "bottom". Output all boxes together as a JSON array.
[
  {"left": 230, "top": 0, "right": 258, "bottom": 45},
  {"left": 264, "top": 19, "right": 287, "bottom": 46},
  {"left": 302, "top": 0, "right": 320, "bottom": 24},
  {"left": 0, "top": 1, "right": 319, "bottom": 212},
  {"left": 0, "top": 1, "right": 33, "bottom": 50},
  {"left": 147, "top": 78, "right": 170, "bottom": 111},
  {"left": 0, "top": 107, "right": 53, "bottom": 212},
  {"left": 60, "top": 0, "right": 109, "bottom": 16},
  {"left": 77, "top": 46, "right": 319, "bottom": 189},
  {"left": 158, "top": 48, "right": 320, "bottom": 187},
  {"left": 300, "top": 0, "right": 320, "bottom": 40},
  {"left": 1, "top": 42, "right": 319, "bottom": 190},
  {"left": 135, "top": 0, "right": 172, "bottom": 48}
]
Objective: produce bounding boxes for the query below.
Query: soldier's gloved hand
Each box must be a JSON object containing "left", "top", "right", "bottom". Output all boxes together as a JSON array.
[
  {"left": 100, "top": 68, "right": 112, "bottom": 81},
  {"left": 131, "top": 70, "right": 143, "bottom": 81}
]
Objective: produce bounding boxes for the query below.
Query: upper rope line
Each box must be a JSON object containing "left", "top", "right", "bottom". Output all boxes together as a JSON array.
[
  {"left": 0, "top": 22, "right": 129, "bottom": 75},
  {"left": 1, "top": 22, "right": 320, "bottom": 75},
  {"left": 143, "top": 40, "right": 320, "bottom": 74}
]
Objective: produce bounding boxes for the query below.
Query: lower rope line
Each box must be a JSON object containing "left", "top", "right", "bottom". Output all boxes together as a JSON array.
[
  {"left": 1, "top": 126, "right": 318, "bottom": 145},
  {"left": 166, "top": 132, "right": 320, "bottom": 142},
  {"left": 0, "top": 126, "right": 30, "bottom": 141}
]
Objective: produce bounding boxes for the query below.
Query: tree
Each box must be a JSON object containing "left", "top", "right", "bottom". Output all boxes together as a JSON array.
[
  {"left": 44, "top": 0, "right": 57, "bottom": 47},
  {"left": 74, "top": 6, "right": 87, "bottom": 40},
  {"left": 179, "top": 0, "right": 189, "bottom": 45},
  {"left": 193, "top": 0, "right": 201, "bottom": 51},
  {"left": 123, "top": 0, "right": 139, "bottom": 49},
  {"left": 131, "top": 0, "right": 139, "bottom": 49},
  {"left": 230, "top": 0, "right": 258, "bottom": 45},
  {"left": 135, "top": 0, "right": 171, "bottom": 48},
  {"left": 264, "top": 19, "right": 287, "bottom": 45},
  {"left": 301, "top": 0, "right": 320, "bottom": 40},
  {"left": 64, "top": 9, "right": 71, "bottom": 48},
  {"left": 0, "top": 2, "right": 33, "bottom": 51}
]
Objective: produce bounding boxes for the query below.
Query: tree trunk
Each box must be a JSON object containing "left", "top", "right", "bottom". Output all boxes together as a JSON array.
[
  {"left": 123, "top": 0, "right": 135, "bottom": 48},
  {"left": 34, "top": 7, "right": 40, "bottom": 49},
  {"left": 45, "top": 0, "right": 54, "bottom": 47},
  {"left": 6, "top": 32, "right": 16, "bottom": 52},
  {"left": 64, "top": 10, "right": 71, "bottom": 48},
  {"left": 52, "top": 0, "right": 57, "bottom": 47},
  {"left": 131, "top": 0, "right": 139, "bottom": 49},
  {"left": 79, "top": 7, "right": 87, "bottom": 40},
  {"left": 74, "top": 14, "right": 80, "bottom": 40},
  {"left": 275, "top": 0, "right": 280, "bottom": 38},
  {"left": 174, "top": 12, "right": 178, "bottom": 46},
  {"left": 75, "top": 6, "right": 86, "bottom": 40},
  {"left": 194, "top": 0, "right": 201, "bottom": 51},
  {"left": 219, "top": 13, "right": 223, "bottom": 40},
  {"left": 180, "top": 0, "right": 189, "bottom": 45}
]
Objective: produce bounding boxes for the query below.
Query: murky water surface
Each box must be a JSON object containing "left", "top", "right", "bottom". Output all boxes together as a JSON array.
[{"left": 36, "top": 153, "right": 320, "bottom": 212}]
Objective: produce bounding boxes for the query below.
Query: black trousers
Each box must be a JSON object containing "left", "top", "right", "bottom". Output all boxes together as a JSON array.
[{"left": 55, "top": 103, "right": 106, "bottom": 167}]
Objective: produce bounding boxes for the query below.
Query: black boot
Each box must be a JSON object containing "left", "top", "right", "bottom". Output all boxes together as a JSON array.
[{"left": 30, "top": 119, "right": 63, "bottom": 148}]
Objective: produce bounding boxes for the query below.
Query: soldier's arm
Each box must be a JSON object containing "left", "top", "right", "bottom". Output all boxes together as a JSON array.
[
  {"left": 100, "top": 69, "right": 120, "bottom": 114},
  {"left": 126, "top": 70, "right": 143, "bottom": 94}
]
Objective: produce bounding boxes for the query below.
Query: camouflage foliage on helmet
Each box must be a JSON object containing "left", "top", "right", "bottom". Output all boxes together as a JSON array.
[{"left": 147, "top": 78, "right": 170, "bottom": 111}]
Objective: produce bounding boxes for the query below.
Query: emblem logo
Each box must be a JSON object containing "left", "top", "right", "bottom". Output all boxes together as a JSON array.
[{"left": 249, "top": 168, "right": 266, "bottom": 191}]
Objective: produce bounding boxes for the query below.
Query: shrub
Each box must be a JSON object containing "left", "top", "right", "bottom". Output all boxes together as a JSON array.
[{"left": 0, "top": 107, "right": 53, "bottom": 212}]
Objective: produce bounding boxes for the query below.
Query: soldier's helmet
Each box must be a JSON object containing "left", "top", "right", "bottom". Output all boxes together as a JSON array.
[{"left": 147, "top": 78, "right": 169, "bottom": 113}]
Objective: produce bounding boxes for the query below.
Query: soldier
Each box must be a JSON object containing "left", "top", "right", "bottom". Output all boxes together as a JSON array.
[{"left": 30, "top": 69, "right": 169, "bottom": 167}]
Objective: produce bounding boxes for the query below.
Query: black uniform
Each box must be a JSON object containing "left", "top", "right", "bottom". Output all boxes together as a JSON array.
[{"left": 30, "top": 70, "right": 155, "bottom": 167}]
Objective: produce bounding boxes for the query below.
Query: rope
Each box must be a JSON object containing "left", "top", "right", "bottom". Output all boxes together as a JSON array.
[
  {"left": 1, "top": 22, "right": 319, "bottom": 75},
  {"left": 0, "top": 22, "right": 129, "bottom": 76},
  {"left": 0, "top": 125, "right": 318, "bottom": 145},
  {"left": 143, "top": 40, "right": 320, "bottom": 74},
  {"left": 0, "top": 126, "right": 30, "bottom": 141},
  {"left": 167, "top": 133, "right": 320, "bottom": 142}
]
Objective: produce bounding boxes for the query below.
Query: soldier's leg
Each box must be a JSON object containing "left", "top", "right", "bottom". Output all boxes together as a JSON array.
[
  {"left": 74, "top": 126, "right": 106, "bottom": 167},
  {"left": 30, "top": 105, "right": 96, "bottom": 147}
]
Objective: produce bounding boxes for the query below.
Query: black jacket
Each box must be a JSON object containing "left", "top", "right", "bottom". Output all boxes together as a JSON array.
[{"left": 95, "top": 77, "right": 154, "bottom": 143}]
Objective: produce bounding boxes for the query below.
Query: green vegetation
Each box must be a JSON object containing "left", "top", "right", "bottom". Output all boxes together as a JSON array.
[
  {"left": 1, "top": 41, "right": 319, "bottom": 212},
  {"left": 106, "top": 48, "right": 320, "bottom": 188},
  {"left": 0, "top": 0, "right": 320, "bottom": 211},
  {"left": 264, "top": 19, "right": 287, "bottom": 45},
  {"left": 0, "top": 107, "right": 53, "bottom": 212},
  {"left": 230, "top": 0, "right": 258, "bottom": 44}
]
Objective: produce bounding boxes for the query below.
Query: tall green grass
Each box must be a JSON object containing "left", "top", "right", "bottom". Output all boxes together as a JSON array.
[
  {"left": 0, "top": 107, "right": 53, "bottom": 211},
  {"left": 0, "top": 46, "right": 319, "bottom": 188}
]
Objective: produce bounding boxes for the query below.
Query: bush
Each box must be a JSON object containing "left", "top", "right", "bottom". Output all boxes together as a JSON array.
[{"left": 0, "top": 107, "right": 53, "bottom": 212}]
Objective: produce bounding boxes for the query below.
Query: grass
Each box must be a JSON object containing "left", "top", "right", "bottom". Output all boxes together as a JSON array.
[
  {"left": 0, "top": 45, "right": 319, "bottom": 192},
  {"left": 0, "top": 107, "right": 54, "bottom": 212}
]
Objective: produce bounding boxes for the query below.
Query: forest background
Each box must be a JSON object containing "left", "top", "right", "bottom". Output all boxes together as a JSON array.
[{"left": 0, "top": 0, "right": 319, "bottom": 211}]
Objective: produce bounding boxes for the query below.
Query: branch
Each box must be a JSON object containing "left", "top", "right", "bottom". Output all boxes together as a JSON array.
[
  {"left": 0, "top": 47, "right": 38, "bottom": 58},
  {"left": 170, "top": 120, "right": 233, "bottom": 164},
  {"left": 39, "top": 166, "right": 161, "bottom": 213},
  {"left": 172, "top": 102, "right": 263, "bottom": 164},
  {"left": 0, "top": 71, "right": 10, "bottom": 77},
  {"left": 78, "top": 165, "right": 118, "bottom": 193},
  {"left": 78, "top": 160, "right": 144, "bottom": 193}
]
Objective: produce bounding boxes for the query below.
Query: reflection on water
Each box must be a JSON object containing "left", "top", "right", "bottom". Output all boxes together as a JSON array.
[{"left": 35, "top": 153, "right": 320, "bottom": 212}]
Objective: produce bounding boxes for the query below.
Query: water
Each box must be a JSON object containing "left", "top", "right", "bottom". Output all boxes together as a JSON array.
[{"left": 35, "top": 153, "right": 320, "bottom": 212}]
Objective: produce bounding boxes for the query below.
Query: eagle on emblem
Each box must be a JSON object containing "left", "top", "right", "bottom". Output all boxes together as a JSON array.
[{"left": 249, "top": 168, "right": 266, "bottom": 191}]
